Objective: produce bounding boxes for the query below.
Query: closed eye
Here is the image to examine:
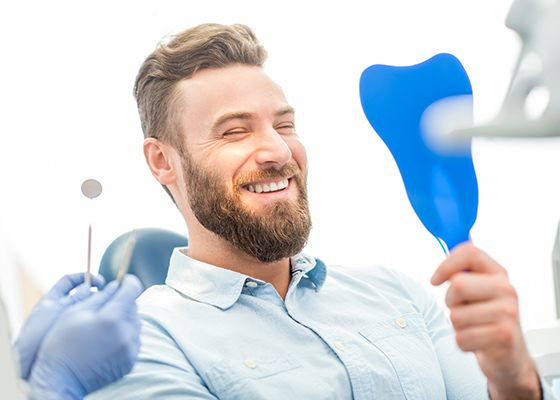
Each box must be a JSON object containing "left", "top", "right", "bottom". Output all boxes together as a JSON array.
[
  {"left": 223, "top": 129, "right": 249, "bottom": 137},
  {"left": 276, "top": 123, "right": 296, "bottom": 133}
]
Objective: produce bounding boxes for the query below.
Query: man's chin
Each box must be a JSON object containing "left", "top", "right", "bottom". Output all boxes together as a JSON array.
[{"left": 200, "top": 200, "right": 311, "bottom": 263}]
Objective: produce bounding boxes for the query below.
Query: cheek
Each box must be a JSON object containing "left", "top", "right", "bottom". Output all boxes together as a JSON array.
[
  {"left": 210, "top": 145, "right": 255, "bottom": 177},
  {"left": 289, "top": 139, "right": 308, "bottom": 171},
  {"left": 204, "top": 151, "right": 248, "bottom": 188}
]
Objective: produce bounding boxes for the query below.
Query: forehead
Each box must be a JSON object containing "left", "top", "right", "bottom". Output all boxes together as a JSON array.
[{"left": 175, "top": 65, "right": 291, "bottom": 133}]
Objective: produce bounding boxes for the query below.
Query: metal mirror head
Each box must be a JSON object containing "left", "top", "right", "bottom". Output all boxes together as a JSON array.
[{"left": 81, "top": 179, "right": 103, "bottom": 199}]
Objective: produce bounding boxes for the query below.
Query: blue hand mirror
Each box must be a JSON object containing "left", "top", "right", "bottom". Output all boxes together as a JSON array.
[{"left": 359, "top": 53, "right": 478, "bottom": 252}]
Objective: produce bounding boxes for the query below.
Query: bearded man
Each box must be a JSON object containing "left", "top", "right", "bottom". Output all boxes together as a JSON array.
[{"left": 89, "top": 23, "right": 553, "bottom": 400}]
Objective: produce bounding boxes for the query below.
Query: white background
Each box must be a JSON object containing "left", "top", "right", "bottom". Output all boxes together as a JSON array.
[{"left": 1, "top": 0, "right": 559, "bottom": 334}]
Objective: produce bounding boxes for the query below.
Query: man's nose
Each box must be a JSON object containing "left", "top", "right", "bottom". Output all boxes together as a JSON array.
[{"left": 253, "top": 128, "right": 292, "bottom": 168}]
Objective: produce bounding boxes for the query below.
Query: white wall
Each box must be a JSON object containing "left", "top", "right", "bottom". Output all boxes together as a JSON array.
[
  {"left": 0, "top": 228, "right": 23, "bottom": 335},
  {"left": 1, "top": 0, "right": 559, "bottom": 333}
]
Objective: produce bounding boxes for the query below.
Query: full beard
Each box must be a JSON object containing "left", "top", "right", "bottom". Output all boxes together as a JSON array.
[{"left": 181, "top": 153, "right": 312, "bottom": 263}]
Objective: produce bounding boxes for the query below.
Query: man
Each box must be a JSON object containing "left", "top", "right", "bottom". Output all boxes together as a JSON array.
[{"left": 90, "top": 23, "right": 554, "bottom": 399}]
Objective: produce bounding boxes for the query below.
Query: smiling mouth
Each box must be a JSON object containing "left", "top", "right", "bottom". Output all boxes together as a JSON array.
[{"left": 243, "top": 177, "right": 290, "bottom": 193}]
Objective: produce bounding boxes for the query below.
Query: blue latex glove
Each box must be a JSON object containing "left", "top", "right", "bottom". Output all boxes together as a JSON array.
[
  {"left": 14, "top": 273, "right": 105, "bottom": 379},
  {"left": 27, "top": 275, "right": 143, "bottom": 400}
]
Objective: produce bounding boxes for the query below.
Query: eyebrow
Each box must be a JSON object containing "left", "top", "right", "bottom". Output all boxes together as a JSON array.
[{"left": 211, "top": 106, "right": 296, "bottom": 132}]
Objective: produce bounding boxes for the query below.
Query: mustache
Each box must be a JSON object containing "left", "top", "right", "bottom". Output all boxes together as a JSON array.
[{"left": 234, "top": 163, "right": 303, "bottom": 187}]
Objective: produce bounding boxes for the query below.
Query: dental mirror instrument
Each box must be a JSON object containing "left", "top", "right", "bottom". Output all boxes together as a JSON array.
[{"left": 81, "top": 179, "right": 102, "bottom": 286}]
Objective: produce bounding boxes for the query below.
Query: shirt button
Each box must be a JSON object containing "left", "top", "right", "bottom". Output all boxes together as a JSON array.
[
  {"left": 395, "top": 318, "right": 408, "bottom": 328},
  {"left": 244, "top": 359, "right": 258, "bottom": 369},
  {"left": 333, "top": 341, "right": 345, "bottom": 352},
  {"left": 245, "top": 281, "right": 258, "bottom": 288}
]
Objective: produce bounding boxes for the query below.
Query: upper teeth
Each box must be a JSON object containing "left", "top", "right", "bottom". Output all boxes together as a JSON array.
[{"left": 247, "top": 178, "right": 289, "bottom": 193}]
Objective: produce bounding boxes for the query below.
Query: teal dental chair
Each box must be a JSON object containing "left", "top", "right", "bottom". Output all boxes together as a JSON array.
[{"left": 99, "top": 228, "right": 187, "bottom": 289}]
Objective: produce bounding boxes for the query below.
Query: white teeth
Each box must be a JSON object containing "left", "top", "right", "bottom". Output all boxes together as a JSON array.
[{"left": 246, "top": 178, "right": 289, "bottom": 193}]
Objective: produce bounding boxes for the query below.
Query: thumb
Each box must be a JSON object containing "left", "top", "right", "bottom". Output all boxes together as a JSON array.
[{"left": 102, "top": 275, "right": 144, "bottom": 315}]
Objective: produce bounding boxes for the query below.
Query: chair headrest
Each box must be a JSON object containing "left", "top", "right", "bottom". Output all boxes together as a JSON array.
[{"left": 99, "top": 228, "right": 187, "bottom": 289}]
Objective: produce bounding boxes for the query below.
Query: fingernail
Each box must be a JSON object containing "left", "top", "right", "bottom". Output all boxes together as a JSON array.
[{"left": 430, "top": 274, "right": 440, "bottom": 285}]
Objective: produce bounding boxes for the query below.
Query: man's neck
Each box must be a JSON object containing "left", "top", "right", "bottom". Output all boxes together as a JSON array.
[{"left": 185, "top": 233, "right": 292, "bottom": 299}]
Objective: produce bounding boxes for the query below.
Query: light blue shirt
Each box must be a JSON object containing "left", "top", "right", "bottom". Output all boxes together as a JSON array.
[{"left": 89, "top": 248, "right": 553, "bottom": 399}]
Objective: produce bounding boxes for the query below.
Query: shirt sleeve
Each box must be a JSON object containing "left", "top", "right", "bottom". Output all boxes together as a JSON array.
[
  {"left": 393, "top": 269, "right": 560, "bottom": 400},
  {"left": 390, "top": 268, "right": 491, "bottom": 400},
  {"left": 86, "top": 313, "right": 218, "bottom": 400}
]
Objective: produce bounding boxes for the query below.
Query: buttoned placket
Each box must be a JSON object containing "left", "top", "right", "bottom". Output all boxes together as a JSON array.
[{"left": 283, "top": 275, "right": 375, "bottom": 400}]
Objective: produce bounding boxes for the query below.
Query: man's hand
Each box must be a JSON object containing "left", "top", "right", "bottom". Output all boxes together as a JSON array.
[{"left": 431, "top": 242, "right": 542, "bottom": 400}]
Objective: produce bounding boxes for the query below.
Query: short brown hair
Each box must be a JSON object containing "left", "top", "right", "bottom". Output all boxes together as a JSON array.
[{"left": 134, "top": 23, "right": 267, "bottom": 150}]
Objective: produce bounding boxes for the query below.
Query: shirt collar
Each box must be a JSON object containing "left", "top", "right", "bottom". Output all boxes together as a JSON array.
[
  {"left": 290, "top": 253, "right": 327, "bottom": 290},
  {"left": 165, "top": 248, "right": 327, "bottom": 309}
]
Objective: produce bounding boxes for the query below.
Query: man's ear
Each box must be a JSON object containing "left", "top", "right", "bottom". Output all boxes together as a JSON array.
[{"left": 143, "top": 138, "right": 177, "bottom": 185}]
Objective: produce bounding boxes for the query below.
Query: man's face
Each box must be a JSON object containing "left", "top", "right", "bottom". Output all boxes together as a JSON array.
[{"left": 176, "top": 65, "right": 311, "bottom": 262}]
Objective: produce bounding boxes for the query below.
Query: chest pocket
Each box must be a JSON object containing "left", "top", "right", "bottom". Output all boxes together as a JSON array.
[
  {"left": 359, "top": 313, "right": 446, "bottom": 400},
  {"left": 204, "top": 354, "right": 302, "bottom": 400}
]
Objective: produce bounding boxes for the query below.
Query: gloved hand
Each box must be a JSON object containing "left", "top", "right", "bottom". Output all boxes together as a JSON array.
[
  {"left": 14, "top": 273, "right": 105, "bottom": 379},
  {"left": 27, "top": 274, "right": 143, "bottom": 400}
]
